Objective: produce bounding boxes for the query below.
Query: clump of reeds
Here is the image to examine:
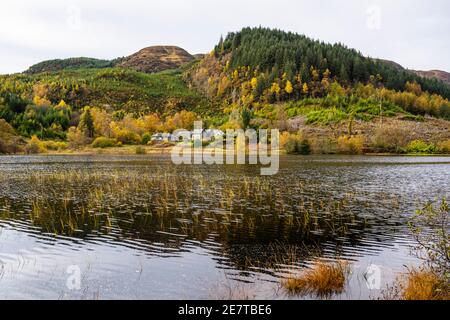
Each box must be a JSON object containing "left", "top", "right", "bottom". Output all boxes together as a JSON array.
[
  {"left": 283, "top": 260, "right": 350, "bottom": 297},
  {"left": 380, "top": 198, "right": 449, "bottom": 301},
  {"left": 402, "top": 269, "right": 449, "bottom": 300},
  {"left": 382, "top": 268, "right": 449, "bottom": 300}
]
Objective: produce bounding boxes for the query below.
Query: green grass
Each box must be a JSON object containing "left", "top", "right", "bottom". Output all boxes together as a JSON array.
[
  {"left": 255, "top": 97, "right": 417, "bottom": 126},
  {"left": 306, "top": 108, "right": 348, "bottom": 125},
  {"left": 0, "top": 67, "right": 211, "bottom": 115}
]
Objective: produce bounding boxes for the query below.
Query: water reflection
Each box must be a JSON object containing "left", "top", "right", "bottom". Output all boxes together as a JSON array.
[{"left": 0, "top": 155, "right": 449, "bottom": 298}]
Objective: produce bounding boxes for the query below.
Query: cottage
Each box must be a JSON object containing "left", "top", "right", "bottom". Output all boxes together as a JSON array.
[
  {"left": 203, "top": 129, "right": 225, "bottom": 140},
  {"left": 151, "top": 133, "right": 172, "bottom": 142},
  {"left": 151, "top": 133, "right": 164, "bottom": 142}
]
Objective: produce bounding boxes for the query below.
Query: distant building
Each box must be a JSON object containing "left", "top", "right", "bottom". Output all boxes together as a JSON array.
[
  {"left": 151, "top": 133, "right": 164, "bottom": 142},
  {"left": 151, "top": 129, "right": 225, "bottom": 143},
  {"left": 151, "top": 133, "right": 172, "bottom": 142},
  {"left": 203, "top": 129, "right": 225, "bottom": 140}
]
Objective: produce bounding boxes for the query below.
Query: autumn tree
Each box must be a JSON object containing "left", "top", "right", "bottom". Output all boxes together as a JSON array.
[
  {"left": 285, "top": 80, "right": 293, "bottom": 96},
  {"left": 78, "top": 107, "right": 95, "bottom": 138},
  {"left": 142, "top": 113, "right": 163, "bottom": 133}
]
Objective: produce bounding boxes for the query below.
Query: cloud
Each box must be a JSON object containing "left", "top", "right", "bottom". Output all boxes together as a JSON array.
[{"left": 0, "top": 0, "right": 449, "bottom": 74}]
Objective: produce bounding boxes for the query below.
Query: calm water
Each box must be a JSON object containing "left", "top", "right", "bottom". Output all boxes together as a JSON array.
[{"left": 0, "top": 155, "right": 449, "bottom": 300}]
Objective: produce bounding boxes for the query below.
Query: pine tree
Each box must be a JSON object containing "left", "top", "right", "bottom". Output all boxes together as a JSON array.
[{"left": 79, "top": 107, "right": 95, "bottom": 138}]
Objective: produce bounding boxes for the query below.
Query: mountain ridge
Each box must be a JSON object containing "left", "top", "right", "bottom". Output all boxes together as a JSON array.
[
  {"left": 23, "top": 45, "right": 450, "bottom": 88},
  {"left": 24, "top": 45, "right": 196, "bottom": 75},
  {"left": 376, "top": 59, "right": 450, "bottom": 85}
]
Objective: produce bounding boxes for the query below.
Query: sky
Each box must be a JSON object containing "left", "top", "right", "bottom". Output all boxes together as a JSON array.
[{"left": 1, "top": 0, "right": 449, "bottom": 74}]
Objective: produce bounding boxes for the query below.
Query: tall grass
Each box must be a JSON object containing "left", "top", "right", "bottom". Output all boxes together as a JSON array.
[{"left": 283, "top": 260, "right": 350, "bottom": 297}]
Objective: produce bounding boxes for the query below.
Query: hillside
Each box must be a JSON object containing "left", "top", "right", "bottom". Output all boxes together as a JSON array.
[
  {"left": 0, "top": 27, "right": 449, "bottom": 155},
  {"left": 413, "top": 70, "right": 450, "bottom": 85},
  {"left": 25, "top": 57, "right": 116, "bottom": 74},
  {"left": 188, "top": 27, "right": 450, "bottom": 101},
  {"left": 1, "top": 68, "right": 209, "bottom": 114},
  {"left": 24, "top": 46, "right": 196, "bottom": 75},
  {"left": 186, "top": 27, "right": 450, "bottom": 122},
  {"left": 376, "top": 59, "right": 450, "bottom": 86},
  {"left": 117, "top": 46, "right": 195, "bottom": 73}
]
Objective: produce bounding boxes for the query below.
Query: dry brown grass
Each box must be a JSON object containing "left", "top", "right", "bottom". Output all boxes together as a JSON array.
[
  {"left": 382, "top": 268, "right": 449, "bottom": 301},
  {"left": 438, "top": 139, "right": 450, "bottom": 154},
  {"left": 401, "top": 269, "right": 449, "bottom": 300},
  {"left": 371, "top": 125, "right": 411, "bottom": 153},
  {"left": 283, "top": 260, "right": 350, "bottom": 297}
]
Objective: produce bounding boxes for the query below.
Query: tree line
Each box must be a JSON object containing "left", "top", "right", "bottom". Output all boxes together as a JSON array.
[{"left": 213, "top": 27, "right": 450, "bottom": 101}]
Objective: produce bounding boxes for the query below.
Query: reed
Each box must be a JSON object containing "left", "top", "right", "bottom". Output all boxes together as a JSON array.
[{"left": 283, "top": 260, "right": 350, "bottom": 297}]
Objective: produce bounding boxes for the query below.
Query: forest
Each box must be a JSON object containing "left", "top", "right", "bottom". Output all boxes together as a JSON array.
[
  {"left": 213, "top": 27, "right": 450, "bottom": 100},
  {"left": 1, "top": 27, "right": 450, "bottom": 155}
]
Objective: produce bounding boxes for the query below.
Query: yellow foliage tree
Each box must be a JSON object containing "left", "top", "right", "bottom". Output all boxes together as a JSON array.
[
  {"left": 232, "top": 70, "right": 239, "bottom": 81},
  {"left": 302, "top": 83, "right": 309, "bottom": 95},
  {"left": 57, "top": 100, "right": 68, "bottom": 108},
  {"left": 91, "top": 107, "right": 112, "bottom": 137},
  {"left": 33, "top": 95, "right": 51, "bottom": 106},
  {"left": 142, "top": 114, "right": 163, "bottom": 133},
  {"left": 310, "top": 67, "right": 320, "bottom": 81},
  {"left": 165, "top": 110, "right": 198, "bottom": 131},
  {"left": 270, "top": 82, "right": 281, "bottom": 95},
  {"left": 217, "top": 76, "right": 231, "bottom": 97},
  {"left": 251, "top": 77, "right": 258, "bottom": 90},
  {"left": 285, "top": 80, "right": 293, "bottom": 95}
]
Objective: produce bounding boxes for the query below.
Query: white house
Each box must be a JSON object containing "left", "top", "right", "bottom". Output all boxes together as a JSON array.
[
  {"left": 151, "top": 129, "right": 225, "bottom": 143},
  {"left": 151, "top": 133, "right": 173, "bottom": 142},
  {"left": 203, "top": 129, "right": 225, "bottom": 140}
]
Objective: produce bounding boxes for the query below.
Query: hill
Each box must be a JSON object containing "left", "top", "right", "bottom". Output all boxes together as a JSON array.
[
  {"left": 413, "top": 70, "right": 450, "bottom": 85},
  {"left": 117, "top": 46, "right": 195, "bottom": 73},
  {"left": 376, "top": 59, "right": 450, "bottom": 86},
  {"left": 24, "top": 46, "right": 196, "bottom": 75},
  {"left": 0, "top": 27, "right": 449, "bottom": 155},
  {"left": 25, "top": 57, "right": 116, "bottom": 74},
  {"left": 1, "top": 68, "right": 209, "bottom": 114},
  {"left": 188, "top": 28, "right": 450, "bottom": 102}
]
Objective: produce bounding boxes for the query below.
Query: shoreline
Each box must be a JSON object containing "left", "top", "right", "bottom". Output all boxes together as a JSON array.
[{"left": 1, "top": 145, "right": 450, "bottom": 157}]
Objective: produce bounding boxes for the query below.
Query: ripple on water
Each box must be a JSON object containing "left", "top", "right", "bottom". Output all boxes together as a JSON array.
[{"left": 0, "top": 154, "right": 448, "bottom": 299}]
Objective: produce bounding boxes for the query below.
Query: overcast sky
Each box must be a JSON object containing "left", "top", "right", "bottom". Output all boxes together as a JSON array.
[{"left": 1, "top": 0, "right": 449, "bottom": 74}]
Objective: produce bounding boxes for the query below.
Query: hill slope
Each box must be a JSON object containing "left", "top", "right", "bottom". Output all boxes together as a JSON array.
[
  {"left": 0, "top": 27, "right": 449, "bottom": 154},
  {"left": 188, "top": 27, "right": 450, "bottom": 102},
  {"left": 1, "top": 68, "right": 209, "bottom": 114},
  {"left": 117, "top": 46, "right": 195, "bottom": 73},
  {"left": 24, "top": 46, "right": 196, "bottom": 75},
  {"left": 25, "top": 57, "right": 116, "bottom": 74},
  {"left": 413, "top": 70, "right": 450, "bottom": 85}
]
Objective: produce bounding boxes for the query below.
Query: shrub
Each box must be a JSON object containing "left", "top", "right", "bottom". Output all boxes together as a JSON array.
[
  {"left": 406, "top": 140, "right": 437, "bottom": 154},
  {"left": 309, "top": 136, "right": 338, "bottom": 154},
  {"left": 0, "top": 119, "right": 20, "bottom": 154},
  {"left": 306, "top": 108, "right": 348, "bottom": 125},
  {"left": 112, "top": 128, "right": 141, "bottom": 145},
  {"left": 280, "top": 132, "right": 310, "bottom": 155},
  {"left": 337, "top": 135, "right": 365, "bottom": 154},
  {"left": 67, "top": 127, "right": 90, "bottom": 148},
  {"left": 141, "top": 133, "right": 152, "bottom": 145},
  {"left": 25, "top": 135, "right": 46, "bottom": 154},
  {"left": 382, "top": 199, "right": 449, "bottom": 300},
  {"left": 92, "top": 137, "right": 117, "bottom": 149},
  {"left": 371, "top": 125, "right": 410, "bottom": 153},
  {"left": 135, "top": 146, "right": 146, "bottom": 155},
  {"left": 437, "top": 140, "right": 450, "bottom": 154},
  {"left": 0, "top": 138, "right": 8, "bottom": 154},
  {"left": 42, "top": 140, "right": 68, "bottom": 151}
]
